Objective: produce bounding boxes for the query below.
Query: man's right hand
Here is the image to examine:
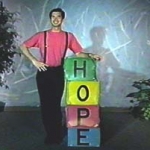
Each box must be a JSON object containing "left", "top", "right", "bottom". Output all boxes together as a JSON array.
[
  {"left": 19, "top": 44, "right": 49, "bottom": 71},
  {"left": 32, "top": 60, "right": 49, "bottom": 71}
]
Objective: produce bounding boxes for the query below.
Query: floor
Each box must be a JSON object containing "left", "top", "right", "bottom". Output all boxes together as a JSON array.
[{"left": 0, "top": 108, "right": 150, "bottom": 150}]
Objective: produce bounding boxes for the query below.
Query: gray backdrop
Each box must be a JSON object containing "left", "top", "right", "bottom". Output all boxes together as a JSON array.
[{"left": 1, "top": 0, "right": 150, "bottom": 107}]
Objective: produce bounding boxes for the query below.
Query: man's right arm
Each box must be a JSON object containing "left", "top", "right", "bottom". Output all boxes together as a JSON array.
[
  {"left": 20, "top": 44, "right": 48, "bottom": 71},
  {"left": 20, "top": 44, "right": 37, "bottom": 63}
]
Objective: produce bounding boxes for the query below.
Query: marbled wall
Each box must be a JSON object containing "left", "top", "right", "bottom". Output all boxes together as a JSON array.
[{"left": 1, "top": 0, "right": 150, "bottom": 107}]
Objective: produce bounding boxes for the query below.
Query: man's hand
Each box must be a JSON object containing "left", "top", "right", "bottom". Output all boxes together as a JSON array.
[
  {"left": 76, "top": 52, "right": 102, "bottom": 61},
  {"left": 32, "top": 60, "right": 49, "bottom": 71},
  {"left": 88, "top": 53, "right": 102, "bottom": 61},
  {"left": 19, "top": 44, "right": 49, "bottom": 71}
]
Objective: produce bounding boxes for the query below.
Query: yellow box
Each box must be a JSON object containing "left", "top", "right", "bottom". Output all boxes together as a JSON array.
[{"left": 66, "top": 81, "right": 100, "bottom": 105}]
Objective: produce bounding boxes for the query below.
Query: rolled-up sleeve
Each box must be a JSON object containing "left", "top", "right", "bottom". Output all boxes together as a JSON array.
[{"left": 23, "top": 32, "right": 41, "bottom": 48}]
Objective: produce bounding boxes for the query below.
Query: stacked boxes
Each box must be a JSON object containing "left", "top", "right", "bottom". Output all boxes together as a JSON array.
[{"left": 64, "top": 57, "right": 101, "bottom": 147}]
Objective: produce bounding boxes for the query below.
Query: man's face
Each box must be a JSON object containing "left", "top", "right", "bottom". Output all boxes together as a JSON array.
[{"left": 50, "top": 12, "right": 63, "bottom": 27}]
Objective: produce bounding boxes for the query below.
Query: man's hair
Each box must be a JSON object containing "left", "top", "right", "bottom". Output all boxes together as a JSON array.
[{"left": 49, "top": 8, "right": 65, "bottom": 19}]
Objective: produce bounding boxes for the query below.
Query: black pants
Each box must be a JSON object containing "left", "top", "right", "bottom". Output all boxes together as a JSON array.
[{"left": 36, "top": 66, "right": 64, "bottom": 141}]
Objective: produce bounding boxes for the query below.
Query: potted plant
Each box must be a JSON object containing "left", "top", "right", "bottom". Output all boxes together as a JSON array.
[
  {"left": 0, "top": 1, "right": 20, "bottom": 112},
  {"left": 0, "top": 1, "right": 19, "bottom": 88},
  {"left": 126, "top": 79, "right": 150, "bottom": 120}
]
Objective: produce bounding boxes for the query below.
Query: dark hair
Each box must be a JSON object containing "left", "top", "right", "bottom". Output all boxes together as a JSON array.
[{"left": 49, "top": 8, "right": 65, "bottom": 19}]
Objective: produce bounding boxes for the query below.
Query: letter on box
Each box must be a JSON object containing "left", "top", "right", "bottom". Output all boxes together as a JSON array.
[
  {"left": 66, "top": 81, "right": 100, "bottom": 105},
  {"left": 68, "top": 128, "right": 100, "bottom": 147},
  {"left": 66, "top": 106, "right": 100, "bottom": 128},
  {"left": 64, "top": 57, "right": 96, "bottom": 81}
]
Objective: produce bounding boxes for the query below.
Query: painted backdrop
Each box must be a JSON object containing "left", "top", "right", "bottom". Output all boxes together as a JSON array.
[{"left": 1, "top": 0, "right": 150, "bottom": 107}]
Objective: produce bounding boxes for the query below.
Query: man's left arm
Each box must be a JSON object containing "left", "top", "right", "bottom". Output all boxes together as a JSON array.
[{"left": 69, "top": 33, "right": 102, "bottom": 61}]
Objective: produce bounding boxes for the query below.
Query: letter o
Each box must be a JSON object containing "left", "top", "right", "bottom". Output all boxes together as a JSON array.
[{"left": 77, "top": 85, "right": 89, "bottom": 101}]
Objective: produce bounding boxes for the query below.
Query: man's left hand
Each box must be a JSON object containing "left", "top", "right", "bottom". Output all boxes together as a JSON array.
[{"left": 89, "top": 53, "right": 102, "bottom": 61}]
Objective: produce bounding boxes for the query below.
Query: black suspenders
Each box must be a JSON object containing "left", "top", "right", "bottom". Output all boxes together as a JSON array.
[
  {"left": 62, "top": 32, "right": 68, "bottom": 59},
  {"left": 43, "top": 31, "right": 68, "bottom": 64},
  {"left": 44, "top": 31, "right": 47, "bottom": 63}
]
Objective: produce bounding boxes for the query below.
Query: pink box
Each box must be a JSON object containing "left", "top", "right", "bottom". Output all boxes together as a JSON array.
[{"left": 66, "top": 106, "right": 100, "bottom": 128}]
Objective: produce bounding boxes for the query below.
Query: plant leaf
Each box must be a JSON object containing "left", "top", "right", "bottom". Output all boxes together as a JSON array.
[{"left": 126, "top": 92, "right": 140, "bottom": 98}]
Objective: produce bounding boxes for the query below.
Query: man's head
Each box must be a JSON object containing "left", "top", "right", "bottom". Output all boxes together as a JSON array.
[
  {"left": 49, "top": 8, "right": 65, "bottom": 19},
  {"left": 49, "top": 8, "right": 65, "bottom": 28}
]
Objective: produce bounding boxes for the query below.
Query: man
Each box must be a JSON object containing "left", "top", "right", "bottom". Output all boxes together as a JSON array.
[{"left": 20, "top": 8, "right": 101, "bottom": 145}]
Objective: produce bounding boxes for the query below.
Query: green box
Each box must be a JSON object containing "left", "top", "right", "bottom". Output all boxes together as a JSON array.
[{"left": 64, "top": 57, "right": 97, "bottom": 81}]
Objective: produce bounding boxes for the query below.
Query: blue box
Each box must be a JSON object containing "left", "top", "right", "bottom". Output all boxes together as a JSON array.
[{"left": 68, "top": 128, "right": 100, "bottom": 147}]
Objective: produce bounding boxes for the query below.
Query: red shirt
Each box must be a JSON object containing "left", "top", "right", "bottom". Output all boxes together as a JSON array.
[{"left": 23, "top": 30, "right": 83, "bottom": 66}]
